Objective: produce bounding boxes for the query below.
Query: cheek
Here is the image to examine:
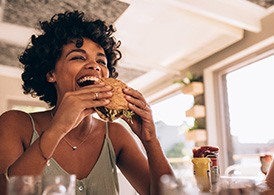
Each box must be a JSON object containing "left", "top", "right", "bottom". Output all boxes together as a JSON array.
[
  {"left": 55, "top": 66, "right": 79, "bottom": 84},
  {"left": 102, "top": 67, "right": 109, "bottom": 78}
]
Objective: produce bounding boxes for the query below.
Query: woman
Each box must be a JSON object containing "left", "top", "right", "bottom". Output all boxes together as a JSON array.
[{"left": 0, "top": 11, "right": 174, "bottom": 194}]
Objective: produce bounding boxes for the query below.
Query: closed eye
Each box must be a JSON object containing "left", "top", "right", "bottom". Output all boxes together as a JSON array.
[
  {"left": 97, "top": 59, "right": 106, "bottom": 66},
  {"left": 70, "top": 56, "right": 86, "bottom": 61}
]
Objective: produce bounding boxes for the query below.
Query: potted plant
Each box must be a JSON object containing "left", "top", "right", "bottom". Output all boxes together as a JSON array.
[
  {"left": 174, "top": 72, "right": 204, "bottom": 96},
  {"left": 185, "top": 119, "right": 207, "bottom": 143}
]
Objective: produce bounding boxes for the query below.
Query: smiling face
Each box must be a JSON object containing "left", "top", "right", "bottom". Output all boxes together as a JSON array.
[{"left": 48, "top": 38, "right": 109, "bottom": 104}]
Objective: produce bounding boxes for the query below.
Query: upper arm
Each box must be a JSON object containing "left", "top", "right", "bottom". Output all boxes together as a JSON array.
[
  {"left": 109, "top": 122, "right": 150, "bottom": 195},
  {"left": 265, "top": 161, "right": 274, "bottom": 189},
  {"left": 0, "top": 110, "right": 29, "bottom": 174}
]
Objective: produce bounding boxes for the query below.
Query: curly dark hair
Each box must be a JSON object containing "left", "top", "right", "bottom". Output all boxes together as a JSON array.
[{"left": 20, "top": 10, "right": 121, "bottom": 107}]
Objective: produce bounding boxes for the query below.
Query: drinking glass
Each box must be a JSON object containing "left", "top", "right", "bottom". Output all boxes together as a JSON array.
[
  {"left": 42, "top": 174, "right": 76, "bottom": 195},
  {"left": 7, "top": 175, "right": 41, "bottom": 195},
  {"left": 160, "top": 174, "right": 200, "bottom": 195},
  {"left": 217, "top": 176, "right": 258, "bottom": 194}
]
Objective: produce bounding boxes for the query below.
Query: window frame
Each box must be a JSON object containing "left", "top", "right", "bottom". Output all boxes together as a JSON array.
[{"left": 204, "top": 41, "right": 274, "bottom": 174}]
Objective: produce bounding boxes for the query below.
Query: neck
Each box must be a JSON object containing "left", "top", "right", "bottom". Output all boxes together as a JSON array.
[{"left": 68, "top": 115, "right": 94, "bottom": 139}]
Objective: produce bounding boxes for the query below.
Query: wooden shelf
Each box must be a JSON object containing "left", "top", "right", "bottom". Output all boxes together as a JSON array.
[
  {"left": 182, "top": 82, "right": 204, "bottom": 96},
  {"left": 186, "top": 105, "right": 205, "bottom": 118},
  {"left": 182, "top": 81, "right": 207, "bottom": 143},
  {"left": 185, "top": 129, "right": 207, "bottom": 142}
]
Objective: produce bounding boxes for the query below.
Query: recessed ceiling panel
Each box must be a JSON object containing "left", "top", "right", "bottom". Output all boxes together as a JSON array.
[
  {"left": 247, "top": 0, "right": 274, "bottom": 8},
  {"left": 3, "top": 0, "right": 129, "bottom": 27}
]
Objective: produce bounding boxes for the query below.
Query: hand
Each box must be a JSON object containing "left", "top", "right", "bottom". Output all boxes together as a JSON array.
[
  {"left": 123, "top": 87, "right": 156, "bottom": 142},
  {"left": 50, "top": 83, "right": 112, "bottom": 134}
]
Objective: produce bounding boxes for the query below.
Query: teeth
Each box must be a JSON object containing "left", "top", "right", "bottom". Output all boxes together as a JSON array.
[{"left": 78, "top": 76, "right": 99, "bottom": 84}]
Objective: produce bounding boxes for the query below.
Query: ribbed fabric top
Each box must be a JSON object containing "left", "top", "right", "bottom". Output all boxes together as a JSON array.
[{"left": 28, "top": 113, "right": 119, "bottom": 195}]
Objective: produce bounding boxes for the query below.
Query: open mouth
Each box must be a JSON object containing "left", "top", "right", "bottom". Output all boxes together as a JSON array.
[{"left": 77, "top": 76, "right": 99, "bottom": 87}]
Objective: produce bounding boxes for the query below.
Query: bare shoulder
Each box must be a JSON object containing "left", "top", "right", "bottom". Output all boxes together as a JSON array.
[
  {"left": 0, "top": 110, "right": 33, "bottom": 139},
  {"left": 108, "top": 121, "right": 133, "bottom": 141},
  {"left": 0, "top": 110, "right": 30, "bottom": 127},
  {"left": 107, "top": 120, "right": 140, "bottom": 153},
  {"left": 0, "top": 110, "right": 33, "bottom": 173}
]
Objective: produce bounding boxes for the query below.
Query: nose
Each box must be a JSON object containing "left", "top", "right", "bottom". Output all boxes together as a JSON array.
[{"left": 84, "top": 62, "right": 101, "bottom": 71}]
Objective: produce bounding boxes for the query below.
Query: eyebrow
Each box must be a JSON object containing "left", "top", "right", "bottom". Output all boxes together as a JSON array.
[
  {"left": 98, "top": 52, "right": 107, "bottom": 59},
  {"left": 65, "top": 49, "right": 85, "bottom": 57},
  {"left": 66, "top": 49, "right": 106, "bottom": 58}
]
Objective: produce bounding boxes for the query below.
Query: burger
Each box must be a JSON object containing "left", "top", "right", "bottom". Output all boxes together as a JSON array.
[{"left": 94, "top": 78, "right": 134, "bottom": 121}]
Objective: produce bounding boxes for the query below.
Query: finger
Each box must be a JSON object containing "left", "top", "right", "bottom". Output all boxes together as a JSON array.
[
  {"left": 92, "top": 91, "right": 113, "bottom": 100},
  {"left": 129, "top": 103, "right": 150, "bottom": 115},
  {"left": 144, "top": 103, "right": 150, "bottom": 110},
  {"left": 123, "top": 88, "right": 147, "bottom": 108},
  {"left": 94, "top": 92, "right": 99, "bottom": 100},
  {"left": 124, "top": 88, "right": 146, "bottom": 102},
  {"left": 63, "top": 90, "right": 112, "bottom": 111},
  {"left": 78, "top": 98, "right": 111, "bottom": 109},
  {"left": 125, "top": 93, "right": 149, "bottom": 110},
  {"left": 75, "top": 84, "right": 112, "bottom": 95},
  {"left": 139, "top": 101, "right": 150, "bottom": 110},
  {"left": 67, "top": 90, "right": 112, "bottom": 101},
  {"left": 66, "top": 85, "right": 113, "bottom": 102},
  {"left": 127, "top": 103, "right": 152, "bottom": 123}
]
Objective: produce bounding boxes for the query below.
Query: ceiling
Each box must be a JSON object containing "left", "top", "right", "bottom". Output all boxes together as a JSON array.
[{"left": 0, "top": 0, "right": 274, "bottom": 103}]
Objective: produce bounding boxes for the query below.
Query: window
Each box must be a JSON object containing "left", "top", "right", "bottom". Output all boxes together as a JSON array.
[
  {"left": 225, "top": 54, "right": 274, "bottom": 164},
  {"left": 205, "top": 46, "right": 274, "bottom": 174},
  {"left": 7, "top": 99, "right": 48, "bottom": 113},
  {"left": 151, "top": 93, "right": 194, "bottom": 127},
  {"left": 150, "top": 93, "right": 195, "bottom": 171}
]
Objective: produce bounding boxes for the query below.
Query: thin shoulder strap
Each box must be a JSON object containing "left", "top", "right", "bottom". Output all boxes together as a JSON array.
[
  {"left": 105, "top": 121, "right": 109, "bottom": 138},
  {"left": 26, "top": 112, "right": 36, "bottom": 131}
]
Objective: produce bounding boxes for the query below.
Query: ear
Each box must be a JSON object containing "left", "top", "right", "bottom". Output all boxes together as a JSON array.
[{"left": 46, "top": 71, "right": 56, "bottom": 83}]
